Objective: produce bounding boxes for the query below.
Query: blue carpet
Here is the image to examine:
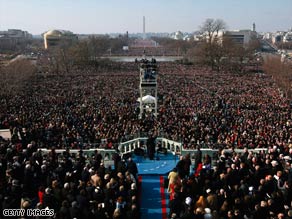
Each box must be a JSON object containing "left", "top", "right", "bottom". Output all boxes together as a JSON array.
[
  {"left": 140, "top": 175, "right": 164, "bottom": 219},
  {"left": 134, "top": 153, "right": 179, "bottom": 175}
]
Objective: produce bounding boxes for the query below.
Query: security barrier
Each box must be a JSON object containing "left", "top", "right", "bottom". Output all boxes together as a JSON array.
[{"left": 39, "top": 137, "right": 268, "bottom": 163}]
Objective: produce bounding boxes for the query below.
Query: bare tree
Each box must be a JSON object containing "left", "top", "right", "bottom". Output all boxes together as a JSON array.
[
  {"left": 263, "top": 55, "right": 292, "bottom": 98},
  {"left": 193, "top": 19, "right": 261, "bottom": 72},
  {"left": 0, "top": 59, "right": 36, "bottom": 97},
  {"left": 192, "top": 19, "right": 227, "bottom": 71},
  {"left": 200, "top": 18, "right": 226, "bottom": 43},
  {"left": 69, "top": 41, "right": 90, "bottom": 65}
]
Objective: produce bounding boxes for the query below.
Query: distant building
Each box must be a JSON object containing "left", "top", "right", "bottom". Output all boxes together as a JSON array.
[
  {"left": 204, "top": 29, "right": 256, "bottom": 46},
  {"left": 193, "top": 34, "right": 203, "bottom": 41},
  {"left": 0, "top": 29, "right": 32, "bottom": 39},
  {"left": 0, "top": 29, "right": 32, "bottom": 51},
  {"left": 262, "top": 30, "right": 292, "bottom": 44},
  {"left": 263, "top": 32, "right": 273, "bottom": 40},
  {"left": 43, "top": 30, "right": 78, "bottom": 49},
  {"left": 171, "top": 31, "right": 193, "bottom": 41},
  {"left": 173, "top": 31, "right": 184, "bottom": 40},
  {"left": 252, "top": 23, "right": 256, "bottom": 32},
  {"left": 183, "top": 35, "right": 192, "bottom": 41},
  {"left": 224, "top": 30, "right": 256, "bottom": 45},
  {"left": 272, "top": 32, "right": 285, "bottom": 44},
  {"left": 130, "top": 39, "right": 159, "bottom": 48},
  {"left": 283, "top": 32, "right": 292, "bottom": 43}
]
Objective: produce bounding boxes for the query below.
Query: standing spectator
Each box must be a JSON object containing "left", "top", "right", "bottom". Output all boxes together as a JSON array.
[
  {"left": 169, "top": 192, "right": 183, "bottom": 218},
  {"left": 127, "top": 157, "right": 138, "bottom": 179},
  {"left": 195, "top": 147, "right": 202, "bottom": 170},
  {"left": 168, "top": 168, "right": 179, "bottom": 193}
]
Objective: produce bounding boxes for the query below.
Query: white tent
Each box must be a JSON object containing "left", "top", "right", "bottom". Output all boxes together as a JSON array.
[{"left": 137, "top": 95, "right": 156, "bottom": 104}]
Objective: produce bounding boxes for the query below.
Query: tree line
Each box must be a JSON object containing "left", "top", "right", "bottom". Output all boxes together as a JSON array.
[
  {"left": 263, "top": 55, "right": 292, "bottom": 98},
  {"left": 187, "top": 18, "right": 261, "bottom": 72}
]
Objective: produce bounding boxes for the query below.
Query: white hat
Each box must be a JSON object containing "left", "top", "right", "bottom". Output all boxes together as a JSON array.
[
  {"left": 12, "top": 180, "right": 19, "bottom": 186},
  {"left": 204, "top": 208, "right": 212, "bottom": 219},
  {"left": 204, "top": 208, "right": 211, "bottom": 214},
  {"left": 64, "top": 183, "right": 70, "bottom": 189},
  {"left": 271, "top": 160, "right": 278, "bottom": 166},
  {"left": 94, "top": 186, "right": 100, "bottom": 193},
  {"left": 45, "top": 188, "right": 51, "bottom": 194},
  {"left": 104, "top": 174, "right": 110, "bottom": 180},
  {"left": 185, "top": 197, "right": 192, "bottom": 206},
  {"left": 131, "top": 183, "right": 137, "bottom": 190}
]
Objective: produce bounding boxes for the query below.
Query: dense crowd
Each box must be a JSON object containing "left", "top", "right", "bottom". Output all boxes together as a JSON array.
[
  {"left": 0, "top": 60, "right": 291, "bottom": 219},
  {"left": 0, "top": 136, "right": 139, "bottom": 218},
  {"left": 0, "top": 62, "right": 290, "bottom": 151},
  {"left": 168, "top": 147, "right": 292, "bottom": 219}
]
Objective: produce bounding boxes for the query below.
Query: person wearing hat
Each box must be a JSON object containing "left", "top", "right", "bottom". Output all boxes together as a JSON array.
[
  {"left": 185, "top": 197, "right": 192, "bottom": 206},
  {"left": 204, "top": 208, "right": 212, "bottom": 219},
  {"left": 180, "top": 197, "right": 194, "bottom": 219},
  {"left": 43, "top": 187, "right": 55, "bottom": 209}
]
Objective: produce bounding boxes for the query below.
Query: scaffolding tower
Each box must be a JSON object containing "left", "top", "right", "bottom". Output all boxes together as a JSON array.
[{"left": 138, "top": 57, "right": 158, "bottom": 119}]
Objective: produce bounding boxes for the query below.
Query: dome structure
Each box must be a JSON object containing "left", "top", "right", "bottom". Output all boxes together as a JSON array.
[
  {"left": 43, "top": 29, "right": 77, "bottom": 49},
  {"left": 45, "top": 30, "right": 62, "bottom": 37},
  {"left": 174, "top": 31, "right": 183, "bottom": 40}
]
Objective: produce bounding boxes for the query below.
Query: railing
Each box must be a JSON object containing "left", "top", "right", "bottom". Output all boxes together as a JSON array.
[
  {"left": 118, "top": 137, "right": 182, "bottom": 155},
  {"left": 181, "top": 147, "right": 268, "bottom": 160},
  {"left": 38, "top": 137, "right": 182, "bottom": 160},
  {"left": 38, "top": 137, "right": 268, "bottom": 165},
  {"left": 39, "top": 148, "right": 116, "bottom": 162}
]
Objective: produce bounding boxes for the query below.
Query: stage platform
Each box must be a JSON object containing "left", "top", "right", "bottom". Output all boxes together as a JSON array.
[{"left": 133, "top": 153, "right": 179, "bottom": 175}]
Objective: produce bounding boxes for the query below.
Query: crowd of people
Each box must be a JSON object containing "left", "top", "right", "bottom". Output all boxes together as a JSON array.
[
  {"left": 0, "top": 135, "right": 139, "bottom": 218},
  {"left": 0, "top": 60, "right": 291, "bottom": 218},
  {"left": 0, "top": 62, "right": 290, "bottom": 151},
  {"left": 168, "top": 147, "right": 292, "bottom": 219},
  {"left": 158, "top": 64, "right": 291, "bottom": 151}
]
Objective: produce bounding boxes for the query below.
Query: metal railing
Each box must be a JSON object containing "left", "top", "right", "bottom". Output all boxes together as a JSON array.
[
  {"left": 118, "top": 137, "right": 182, "bottom": 155},
  {"left": 39, "top": 137, "right": 268, "bottom": 165}
]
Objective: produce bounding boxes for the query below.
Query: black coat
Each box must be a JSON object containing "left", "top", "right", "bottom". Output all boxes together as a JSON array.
[
  {"left": 127, "top": 161, "right": 138, "bottom": 176},
  {"left": 169, "top": 198, "right": 183, "bottom": 217}
]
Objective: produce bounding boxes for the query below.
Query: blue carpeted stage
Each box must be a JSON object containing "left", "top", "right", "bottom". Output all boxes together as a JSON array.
[
  {"left": 136, "top": 153, "right": 177, "bottom": 219},
  {"left": 134, "top": 153, "right": 179, "bottom": 175}
]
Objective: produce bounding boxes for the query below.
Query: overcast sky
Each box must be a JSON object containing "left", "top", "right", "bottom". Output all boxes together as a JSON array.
[{"left": 0, "top": 0, "right": 291, "bottom": 34}]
